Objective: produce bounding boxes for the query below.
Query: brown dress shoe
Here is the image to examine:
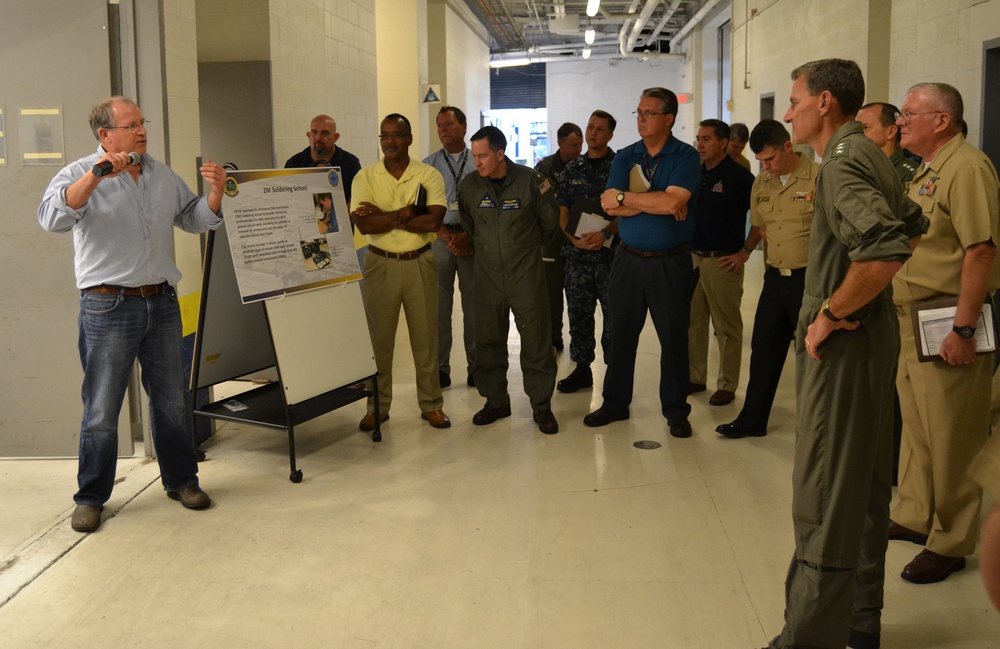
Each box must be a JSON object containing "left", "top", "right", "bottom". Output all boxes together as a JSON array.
[
  {"left": 888, "top": 520, "right": 928, "bottom": 545},
  {"left": 421, "top": 409, "right": 451, "bottom": 428},
  {"left": 71, "top": 504, "right": 103, "bottom": 533},
  {"left": 472, "top": 404, "right": 511, "bottom": 426},
  {"left": 167, "top": 484, "right": 212, "bottom": 510},
  {"left": 359, "top": 412, "right": 389, "bottom": 431},
  {"left": 900, "top": 548, "right": 965, "bottom": 584},
  {"left": 533, "top": 409, "right": 559, "bottom": 434},
  {"left": 709, "top": 389, "right": 735, "bottom": 406}
]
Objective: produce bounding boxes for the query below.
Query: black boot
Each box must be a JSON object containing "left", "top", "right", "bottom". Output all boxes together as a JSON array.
[{"left": 557, "top": 364, "right": 593, "bottom": 393}]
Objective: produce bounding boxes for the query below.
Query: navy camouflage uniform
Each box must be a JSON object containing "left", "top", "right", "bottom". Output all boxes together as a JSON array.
[{"left": 557, "top": 151, "right": 617, "bottom": 366}]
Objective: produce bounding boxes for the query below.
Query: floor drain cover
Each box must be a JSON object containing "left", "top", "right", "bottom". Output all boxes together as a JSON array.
[{"left": 633, "top": 440, "right": 662, "bottom": 450}]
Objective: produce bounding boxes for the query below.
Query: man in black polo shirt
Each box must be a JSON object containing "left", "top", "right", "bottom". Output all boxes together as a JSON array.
[
  {"left": 687, "top": 119, "right": 754, "bottom": 407},
  {"left": 284, "top": 114, "right": 362, "bottom": 207}
]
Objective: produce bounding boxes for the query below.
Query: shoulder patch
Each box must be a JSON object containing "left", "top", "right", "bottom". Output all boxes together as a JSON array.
[
  {"left": 539, "top": 178, "right": 552, "bottom": 195},
  {"left": 830, "top": 140, "right": 850, "bottom": 159}
]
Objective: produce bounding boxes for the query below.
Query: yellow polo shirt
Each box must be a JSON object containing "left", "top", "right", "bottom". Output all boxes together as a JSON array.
[{"left": 351, "top": 158, "right": 446, "bottom": 253}]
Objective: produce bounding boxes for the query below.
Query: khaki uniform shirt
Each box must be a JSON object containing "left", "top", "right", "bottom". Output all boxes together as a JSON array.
[
  {"left": 749, "top": 152, "right": 819, "bottom": 271},
  {"left": 351, "top": 159, "right": 446, "bottom": 253},
  {"left": 892, "top": 133, "right": 1000, "bottom": 305},
  {"left": 734, "top": 153, "right": 752, "bottom": 172}
]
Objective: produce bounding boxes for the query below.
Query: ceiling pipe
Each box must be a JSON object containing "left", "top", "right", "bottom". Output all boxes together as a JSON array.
[
  {"left": 647, "top": 0, "right": 683, "bottom": 43},
  {"left": 489, "top": 49, "right": 683, "bottom": 68},
  {"left": 670, "top": 0, "right": 724, "bottom": 52},
  {"left": 625, "top": 0, "right": 661, "bottom": 53}
]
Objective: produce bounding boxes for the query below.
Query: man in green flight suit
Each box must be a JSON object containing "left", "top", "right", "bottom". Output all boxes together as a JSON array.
[
  {"left": 458, "top": 126, "right": 560, "bottom": 435},
  {"left": 762, "top": 59, "right": 928, "bottom": 649},
  {"left": 856, "top": 101, "right": 922, "bottom": 185}
]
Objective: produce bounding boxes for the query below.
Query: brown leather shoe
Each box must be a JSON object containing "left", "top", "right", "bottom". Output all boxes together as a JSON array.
[
  {"left": 71, "top": 504, "right": 103, "bottom": 533},
  {"left": 709, "top": 389, "right": 735, "bottom": 406},
  {"left": 167, "top": 484, "right": 212, "bottom": 510},
  {"left": 888, "top": 519, "right": 928, "bottom": 545},
  {"left": 533, "top": 409, "right": 559, "bottom": 434},
  {"left": 688, "top": 382, "right": 707, "bottom": 394},
  {"left": 472, "top": 404, "right": 511, "bottom": 426},
  {"left": 900, "top": 548, "right": 966, "bottom": 584},
  {"left": 359, "top": 412, "right": 389, "bottom": 431},
  {"left": 421, "top": 409, "right": 451, "bottom": 428}
]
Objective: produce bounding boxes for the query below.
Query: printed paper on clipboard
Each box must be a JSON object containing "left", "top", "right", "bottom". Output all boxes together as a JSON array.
[
  {"left": 566, "top": 199, "right": 613, "bottom": 249},
  {"left": 911, "top": 297, "right": 996, "bottom": 362}
]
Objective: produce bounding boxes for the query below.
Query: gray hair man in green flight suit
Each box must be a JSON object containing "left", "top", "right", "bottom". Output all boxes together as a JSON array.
[{"left": 762, "top": 59, "right": 928, "bottom": 649}]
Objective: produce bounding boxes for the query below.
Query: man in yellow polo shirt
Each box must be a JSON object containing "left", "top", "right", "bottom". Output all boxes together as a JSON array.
[
  {"left": 890, "top": 83, "right": 1000, "bottom": 584},
  {"left": 351, "top": 114, "right": 451, "bottom": 431}
]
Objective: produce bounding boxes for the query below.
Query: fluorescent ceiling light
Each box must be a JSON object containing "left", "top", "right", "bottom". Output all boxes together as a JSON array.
[
  {"left": 582, "top": 48, "right": 592, "bottom": 59},
  {"left": 586, "top": 0, "right": 600, "bottom": 18},
  {"left": 489, "top": 58, "right": 532, "bottom": 68},
  {"left": 585, "top": 28, "right": 595, "bottom": 45}
]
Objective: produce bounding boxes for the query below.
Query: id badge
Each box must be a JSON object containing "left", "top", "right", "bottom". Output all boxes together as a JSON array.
[{"left": 449, "top": 200, "right": 459, "bottom": 212}]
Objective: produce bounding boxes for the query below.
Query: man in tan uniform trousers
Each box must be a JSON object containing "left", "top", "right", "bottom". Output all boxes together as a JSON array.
[{"left": 889, "top": 83, "right": 1000, "bottom": 584}]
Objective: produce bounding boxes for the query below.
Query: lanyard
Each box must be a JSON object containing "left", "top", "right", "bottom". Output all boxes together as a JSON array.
[
  {"left": 442, "top": 149, "right": 469, "bottom": 197},
  {"left": 642, "top": 152, "right": 661, "bottom": 183}
]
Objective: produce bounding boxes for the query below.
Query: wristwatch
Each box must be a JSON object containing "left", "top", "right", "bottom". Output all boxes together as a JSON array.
[
  {"left": 953, "top": 324, "right": 976, "bottom": 339},
  {"left": 741, "top": 245, "right": 752, "bottom": 254},
  {"left": 820, "top": 298, "right": 841, "bottom": 322},
  {"left": 600, "top": 228, "right": 612, "bottom": 240},
  {"left": 616, "top": 192, "right": 625, "bottom": 206}
]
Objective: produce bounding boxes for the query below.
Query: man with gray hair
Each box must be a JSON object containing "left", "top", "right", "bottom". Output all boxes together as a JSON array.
[
  {"left": 889, "top": 82, "right": 1000, "bottom": 585},
  {"left": 766, "top": 60, "right": 927, "bottom": 649},
  {"left": 39, "top": 96, "right": 226, "bottom": 532}
]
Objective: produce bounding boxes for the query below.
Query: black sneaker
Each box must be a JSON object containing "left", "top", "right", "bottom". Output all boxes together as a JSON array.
[{"left": 556, "top": 364, "right": 593, "bottom": 393}]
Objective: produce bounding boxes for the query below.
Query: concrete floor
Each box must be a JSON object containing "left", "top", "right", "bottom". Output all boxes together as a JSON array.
[{"left": 1, "top": 255, "right": 998, "bottom": 648}]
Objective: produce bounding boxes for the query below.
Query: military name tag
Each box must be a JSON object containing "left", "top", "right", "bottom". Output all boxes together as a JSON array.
[{"left": 501, "top": 198, "right": 521, "bottom": 210}]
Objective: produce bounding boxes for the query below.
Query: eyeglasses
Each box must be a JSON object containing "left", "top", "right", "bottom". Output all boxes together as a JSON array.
[
  {"left": 378, "top": 133, "right": 412, "bottom": 141},
  {"left": 632, "top": 110, "right": 667, "bottom": 119},
  {"left": 897, "top": 110, "right": 942, "bottom": 124},
  {"left": 108, "top": 119, "right": 150, "bottom": 133}
]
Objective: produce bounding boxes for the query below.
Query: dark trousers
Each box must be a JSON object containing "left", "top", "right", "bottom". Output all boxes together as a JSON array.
[
  {"left": 600, "top": 247, "right": 692, "bottom": 420},
  {"left": 738, "top": 266, "right": 805, "bottom": 430}
]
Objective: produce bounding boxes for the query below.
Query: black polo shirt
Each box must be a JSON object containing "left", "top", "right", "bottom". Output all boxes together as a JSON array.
[{"left": 690, "top": 155, "right": 754, "bottom": 253}]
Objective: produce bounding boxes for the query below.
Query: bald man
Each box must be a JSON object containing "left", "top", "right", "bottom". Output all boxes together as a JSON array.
[{"left": 285, "top": 114, "right": 362, "bottom": 207}]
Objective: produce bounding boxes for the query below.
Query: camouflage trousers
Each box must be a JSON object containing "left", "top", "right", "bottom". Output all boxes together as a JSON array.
[{"left": 563, "top": 247, "right": 613, "bottom": 366}]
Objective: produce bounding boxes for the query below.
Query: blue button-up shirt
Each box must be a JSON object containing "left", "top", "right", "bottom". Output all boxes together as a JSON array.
[
  {"left": 39, "top": 146, "right": 223, "bottom": 289},
  {"left": 605, "top": 136, "right": 700, "bottom": 251}
]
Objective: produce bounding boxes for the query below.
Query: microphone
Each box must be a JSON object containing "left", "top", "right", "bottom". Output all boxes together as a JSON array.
[{"left": 92, "top": 152, "right": 140, "bottom": 177}]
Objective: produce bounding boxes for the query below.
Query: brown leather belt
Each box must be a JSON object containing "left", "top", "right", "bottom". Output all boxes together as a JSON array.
[
  {"left": 620, "top": 242, "right": 689, "bottom": 258},
  {"left": 368, "top": 243, "right": 432, "bottom": 261},
  {"left": 81, "top": 282, "right": 168, "bottom": 297}
]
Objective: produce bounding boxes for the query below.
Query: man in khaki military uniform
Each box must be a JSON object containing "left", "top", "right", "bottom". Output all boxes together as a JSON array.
[
  {"left": 716, "top": 119, "right": 818, "bottom": 439},
  {"left": 764, "top": 59, "right": 927, "bottom": 649},
  {"left": 727, "top": 122, "right": 753, "bottom": 172},
  {"left": 889, "top": 82, "right": 1000, "bottom": 584},
  {"left": 856, "top": 102, "right": 921, "bottom": 184}
]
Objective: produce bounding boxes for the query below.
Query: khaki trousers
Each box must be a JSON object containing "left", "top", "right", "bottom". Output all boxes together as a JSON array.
[
  {"left": 688, "top": 254, "right": 744, "bottom": 391},
  {"left": 362, "top": 250, "right": 443, "bottom": 414},
  {"left": 892, "top": 313, "right": 990, "bottom": 557}
]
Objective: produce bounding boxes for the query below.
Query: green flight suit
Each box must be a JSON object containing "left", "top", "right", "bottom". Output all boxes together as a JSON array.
[
  {"left": 458, "top": 158, "right": 560, "bottom": 413},
  {"left": 770, "top": 121, "right": 928, "bottom": 649}
]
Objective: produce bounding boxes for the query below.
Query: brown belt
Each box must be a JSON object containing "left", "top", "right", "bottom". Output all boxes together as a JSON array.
[
  {"left": 81, "top": 282, "right": 168, "bottom": 297},
  {"left": 620, "top": 242, "right": 689, "bottom": 258},
  {"left": 367, "top": 243, "right": 432, "bottom": 261}
]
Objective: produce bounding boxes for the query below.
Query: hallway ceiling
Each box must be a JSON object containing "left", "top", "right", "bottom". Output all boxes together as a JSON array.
[{"left": 462, "top": 0, "right": 721, "bottom": 64}]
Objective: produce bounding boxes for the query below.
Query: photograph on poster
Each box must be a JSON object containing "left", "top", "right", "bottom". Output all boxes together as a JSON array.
[{"left": 222, "top": 167, "right": 358, "bottom": 303}]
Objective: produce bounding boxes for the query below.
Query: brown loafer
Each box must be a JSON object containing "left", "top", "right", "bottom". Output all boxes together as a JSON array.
[
  {"left": 901, "top": 548, "right": 965, "bottom": 584},
  {"left": 359, "top": 412, "right": 389, "bottom": 431},
  {"left": 71, "top": 504, "right": 103, "bottom": 533},
  {"left": 709, "top": 389, "right": 735, "bottom": 406},
  {"left": 167, "top": 484, "right": 212, "bottom": 510},
  {"left": 888, "top": 520, "right": 928, "bottom": 545},
  {"left": 421, "top": 409, "right": 451, "bottom": 428}
]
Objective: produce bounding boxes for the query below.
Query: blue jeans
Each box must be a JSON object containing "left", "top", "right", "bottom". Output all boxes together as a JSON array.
[{"left": 75, "top": 286, "right": 199, "bottom": 506}]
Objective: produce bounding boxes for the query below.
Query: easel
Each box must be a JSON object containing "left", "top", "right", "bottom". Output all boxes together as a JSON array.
[{"left": 189, "top": 223, "right": 381, "bottom": 483}]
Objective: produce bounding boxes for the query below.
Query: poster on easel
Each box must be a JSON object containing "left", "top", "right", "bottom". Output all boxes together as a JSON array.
[{"left": 222, "top": 167, "right": 361, "bottom": 303}]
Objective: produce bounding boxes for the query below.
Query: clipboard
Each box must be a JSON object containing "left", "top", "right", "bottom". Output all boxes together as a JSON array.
[
  {"left": 910, "top": 296, "right": 996, "bottom": 362},
  {"left": 566, "top": 199, "right": 614, "bottom": 249}
]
